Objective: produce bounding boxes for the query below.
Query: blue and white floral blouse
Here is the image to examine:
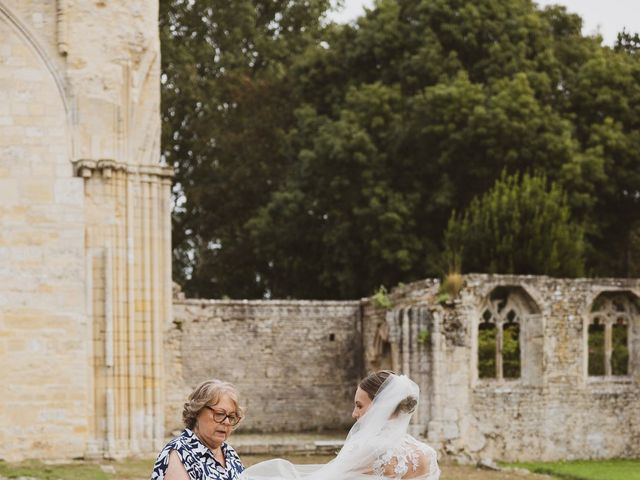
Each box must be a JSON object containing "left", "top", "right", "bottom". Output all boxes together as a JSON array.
[{"left": 152, "top": 429, "right": 244, "bottom": 480}]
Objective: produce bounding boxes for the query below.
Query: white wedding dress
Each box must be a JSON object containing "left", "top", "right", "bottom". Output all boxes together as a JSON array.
[
  {"left": 241, "top": 375, "right": 440, "bottom": 480},
  {"left": 371, "top": 434, "right": 439, "bottom": 479}
]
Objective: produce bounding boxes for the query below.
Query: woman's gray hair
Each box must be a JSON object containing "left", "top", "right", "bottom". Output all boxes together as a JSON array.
[{"left": 183, "top": 379, "right": 243, "bottom": 430}]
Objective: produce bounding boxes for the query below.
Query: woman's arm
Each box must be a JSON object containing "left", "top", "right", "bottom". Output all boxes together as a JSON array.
[{"left": 164, "top": 450, "right": 190, "bottom": 480}]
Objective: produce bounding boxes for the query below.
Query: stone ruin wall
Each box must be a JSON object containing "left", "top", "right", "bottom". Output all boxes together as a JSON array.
[
  {"left": 0, "top": 0, "right": 87, "bottom": 461},
  {"left": 461, "top": 276, "right": 640, "bottom": 461},
  {"left": 169, "top": 275, "right": 640, "bottom": 461},
  {"left": 362, "top": 275, "right": 640, "bottom": 461},
  {"left": 167, "top": 297, "right": 362, "bottom": 435},
  {"left": 360, "top": 280, "right": 441, "bottom": 439}
]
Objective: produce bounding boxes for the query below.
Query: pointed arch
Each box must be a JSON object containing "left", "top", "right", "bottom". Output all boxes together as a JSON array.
[
  {"left": 587, "top": 290, "right": 639, "bottom": 378},
  {"left": 0, "top": 3, "right": 69, "bottom": 114},
  {"left": 0, "top": 2, "right": 73, "bottom": 155},
  {"left": 477, "top": 285, "right": 543, "bottom": 384}
]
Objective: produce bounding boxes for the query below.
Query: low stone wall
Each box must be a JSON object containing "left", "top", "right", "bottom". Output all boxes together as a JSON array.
[
  {"left": 167, "top": 299, "right": 362, "bottom": 435},
  {"left": 471, "top": 382, "right": 640, "bottom": 461},
  {"left": 361, "top": 275, "right": 640, "bottom": 461}
]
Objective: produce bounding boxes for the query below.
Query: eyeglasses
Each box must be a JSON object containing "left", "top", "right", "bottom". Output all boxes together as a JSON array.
[{"left": 204, "top": 405, "right": 242, "bottom": 426}]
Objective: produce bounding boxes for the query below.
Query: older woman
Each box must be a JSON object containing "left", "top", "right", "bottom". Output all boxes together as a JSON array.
[{"left": 152, "top": 379, "right": 245, "bottom": 480}]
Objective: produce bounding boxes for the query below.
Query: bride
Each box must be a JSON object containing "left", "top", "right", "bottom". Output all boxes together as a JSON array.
[{"left": 241, "top": 371, "right": 440, "bottom": 480}]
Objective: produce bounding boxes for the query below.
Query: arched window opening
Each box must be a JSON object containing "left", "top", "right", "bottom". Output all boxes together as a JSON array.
[
  {"left": 612, "top": 318, "right": 629, "bottom": 376},
  {"left": 588, "top": 292, "right": 636, "bottom": 377},
  {"left": 503, "top": 321, "right": 521, "bottom": 378},
  {"left": 477, "top": 286, "right": 542, "bottom": 383},
  {"left": 588, "top": 318, "right": 605, "bottom": 376},
  {"left": 478, "top": 320, "right": 497, "bottom": 379}
]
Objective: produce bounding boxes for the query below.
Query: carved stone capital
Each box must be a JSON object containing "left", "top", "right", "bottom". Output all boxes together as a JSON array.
[
  {"left": 97, "top": 159, "right": 127, "bottom": 178},
  {"left": 72, "top": 159, "right": 174, "bottom": 181},
  {"left": 72, "top": 159, "right": 97, "bottom": 178}
]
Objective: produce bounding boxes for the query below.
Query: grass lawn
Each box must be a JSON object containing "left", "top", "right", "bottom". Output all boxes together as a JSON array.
[
  {"left": 0, "top": 460, "right": 111, "bottom": 480},
  {"left": 0, "top": 455, "right": 544, "bottom": 480},
  {"left": 509, "top": 459, "right": 640, "bottom": 480},
  {"left": 0, "top": 455, "right": 336, "bottom": 480},
  {"left": 2, "top": 456, "right": 637, "bottom": 480}
]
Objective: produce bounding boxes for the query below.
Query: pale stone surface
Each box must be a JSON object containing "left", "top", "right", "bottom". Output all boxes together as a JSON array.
[
  {"left": 0, "top": 2, "right": 87, "bottom": 461},
  {"left": 0, "top": 0, "right": 169, "bottom": 461}
]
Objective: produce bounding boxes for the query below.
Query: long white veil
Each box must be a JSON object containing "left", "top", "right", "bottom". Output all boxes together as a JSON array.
[{"left": 240, "top": 375, "right": 420, "bottom": 480}]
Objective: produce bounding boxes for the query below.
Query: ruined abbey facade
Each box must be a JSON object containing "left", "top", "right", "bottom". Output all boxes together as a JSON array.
[
  {"left": 1, "top": 1, "right": 171, "bottom": 461},
  {"left": 2, "top": 1, "right": 639, "bottom": 464}
]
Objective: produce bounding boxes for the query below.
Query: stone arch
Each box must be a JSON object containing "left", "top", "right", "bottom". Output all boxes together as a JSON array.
[
  {"left": 0, "top": 3, "right": 70, "bottom": 117},
  {"left": 586, "top": 290, "right": 639, "bottom": 378},
  {"left": 0, "top": 4, "right": 74, "bottom": 170},
  {"left": 476, "top": 286, "right": 543, "bottom": 384}
]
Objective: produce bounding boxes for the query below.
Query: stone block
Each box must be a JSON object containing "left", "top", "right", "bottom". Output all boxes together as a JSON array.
[
  {"left": 20, "top": 178, "right": 54, "bottom": 203},
  {"left": 54, "top": 179, "right": 84, "bottom": 205},
  {"left": 0, "top": 178, "right": 20, "bottom": 203}
]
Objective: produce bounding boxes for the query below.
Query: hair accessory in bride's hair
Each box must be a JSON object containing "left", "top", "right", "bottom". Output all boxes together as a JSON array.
[{"left": 394, "top": 395, "right": 418, "bottom": 415}]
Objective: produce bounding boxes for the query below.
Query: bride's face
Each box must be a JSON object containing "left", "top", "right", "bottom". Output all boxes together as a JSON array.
[{"left": 351, "top": 387, "right": 372, "bottom": 420}]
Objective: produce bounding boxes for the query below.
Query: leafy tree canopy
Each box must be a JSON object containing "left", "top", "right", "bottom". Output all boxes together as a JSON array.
[
  {"left": 162, "top": 0, "right": 640, "bottom": 299},
  {"left": 444, "top": 171, "right": 585, "bottom": 276}
]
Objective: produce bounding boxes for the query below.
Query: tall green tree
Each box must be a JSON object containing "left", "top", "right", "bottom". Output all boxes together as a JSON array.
[
  {"left": 247, "top": 84, "right": 423, "bottom": 298},
  {"left": 164, "top": 0, "right": 640, "bottom": 298},
  {"left": 566, "top": 46, "right": 640, "bottom": 276},
  {"left": 443, "top": 171, "right": 585, "bottom": 276},
  {"left": 160, "top": 0, "right": 332, "bottom": 297}
]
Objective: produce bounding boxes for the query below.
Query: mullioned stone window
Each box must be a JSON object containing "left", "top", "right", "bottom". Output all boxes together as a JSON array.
[
  {"left": 478, "top": 286, "right": 542, "bottom": 383},
  {"left": 588, "top": 292, "right": 637, "bottom": 377}
]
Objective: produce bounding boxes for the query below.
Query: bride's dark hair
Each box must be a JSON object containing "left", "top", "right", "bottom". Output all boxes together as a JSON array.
[
  {"left": 359, "top": 370, "right": 417, "bottom": 415},
  {"left": 359, "top": 370, "right": 395, "bottom": 400}
]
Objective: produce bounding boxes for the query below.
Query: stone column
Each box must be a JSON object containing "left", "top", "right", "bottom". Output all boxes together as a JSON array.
[{"left": 77, "top": 161, "right": 172, "bottom": 458}]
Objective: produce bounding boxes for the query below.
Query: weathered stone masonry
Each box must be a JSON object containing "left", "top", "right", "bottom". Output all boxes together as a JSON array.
[
  {"left": 169, "top": 275, "right": 640, "bottom": 461},
  {"left": 0, "top": 1, "right": 171, "bottom": 461},
  {"left": 167, "top": 297, "right": 362, "bottom": 435},
  {"left": 361, "top": 275, "right": 640, "bottom": 461}
]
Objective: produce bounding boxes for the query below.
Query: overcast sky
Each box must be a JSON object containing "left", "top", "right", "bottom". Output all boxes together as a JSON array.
[{"left": 329, "top": 0, "right": 639, "bottom": 46}]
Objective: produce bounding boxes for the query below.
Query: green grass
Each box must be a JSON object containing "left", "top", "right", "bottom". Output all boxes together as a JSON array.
[
  {"left": 508, "top": 459, "right": 640, "bottom": 480},
  {"left": 0, "top": 460, "right": 110, "bottom": 480},
  {"left": 2, "top": 457, "right": 638, "bottom": 480},
  {"left": 0, "top": 455, "right": 331, "bottom": 479}
]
